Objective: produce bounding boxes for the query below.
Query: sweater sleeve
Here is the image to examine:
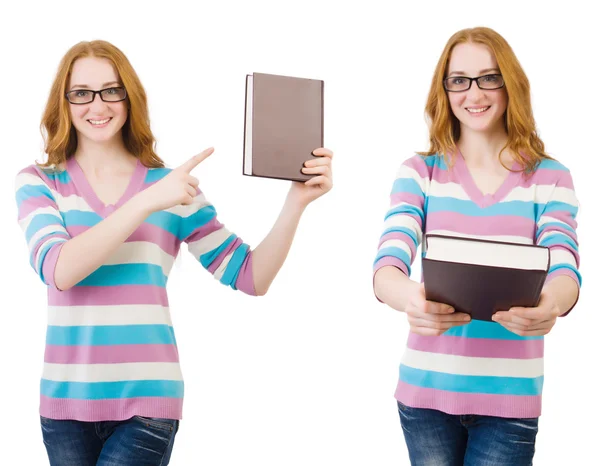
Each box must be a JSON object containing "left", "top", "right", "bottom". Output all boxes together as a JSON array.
[
  {"left": 179, "top": 188, "right": 255, "bottom": 295},
  {"left": 373, "top": 155, "right": 427, "bottom": 280},
  {"left": 15, "top": 166, "right": 70, "bottom": 290},
  {"left": 535, "top": 168, "right": 581, "bottom": 315}
]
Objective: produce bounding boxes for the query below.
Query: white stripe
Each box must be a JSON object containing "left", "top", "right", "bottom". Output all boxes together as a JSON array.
[
  {"left": 379, "top": 239, "right": 413, "bottom": 258},
  {"left": 538, "top": 215, "right": 572, "bottom": 228},
  {"left": 15, "top": 172, "right": 47, "bottom": 190},
  {"left": 165, "top": 193, "right": 211, "bottom": 217},
  {"left": 213, "top": 251, "right": 234, "bottom": 281},
  {"left": 47, "top": 304, "right": 173, "bottom": 326},
  {"left": 538, "top": 230, "right": 574, "bottom": 244},
  {"left": 550, "top": 248, "right": 578, "bottom": 267},
  {"left": 43, "top": 362, "right": 183, "bottom": 383},
  {"left": 187, "top": 228, "right": 232, "bottom": 259},
  {"left": 429, "top": 180, "right": 470, "bottom": 200},
  {"left": 397, "top": 166, "right": 429, "bottom": 193},
  {"left": 384, "top": 215, "right": 423, "bottom": 244},
  {"left": 57, "top": 194, "right": 96, "bottom": 213},
  {"left": 401, "top": 348, "right": 544, "bottom": 378},
  {"left": 105, "top": 242, "right": 175, "bottom": 276},
  {"left": 425, "top": 230, "right": 533, "bottom": 245}
]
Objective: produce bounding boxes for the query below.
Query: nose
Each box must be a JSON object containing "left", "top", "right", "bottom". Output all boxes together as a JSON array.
[
  {"left": 466, "top": 81, "right": 485, "bottom": 101},
  {"left": 88, "top": 92, "right": 108, "bottom": 112}
]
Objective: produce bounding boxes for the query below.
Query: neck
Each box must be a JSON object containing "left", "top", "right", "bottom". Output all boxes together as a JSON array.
[
  {"left": 74, "top": 133, "right": 135, "bottom": 174},
  {"left": 457, "top": 123, "right": 512, "bottom": 167}
]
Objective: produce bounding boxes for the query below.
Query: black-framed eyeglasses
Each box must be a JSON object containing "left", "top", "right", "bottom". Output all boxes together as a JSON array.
[
  {"left": 443, "top": 74, "right": 505, "bottom": 92},
  {"left": 65, "top": 87, "right": 127, "bottom": 104}
]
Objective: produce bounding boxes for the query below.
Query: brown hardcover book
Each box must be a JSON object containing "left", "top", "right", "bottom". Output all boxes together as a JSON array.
[
  {"left": 243, "top": 72, "right": 324, "bottom": 182},
  {"left": 422, "top": 234, "right": 550, "bottom": 322}
]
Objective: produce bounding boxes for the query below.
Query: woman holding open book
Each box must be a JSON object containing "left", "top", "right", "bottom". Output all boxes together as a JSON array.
[
  {"left": 14, "top": 40, "right": 333, "bottom": 465},
  {"left": 373, "top": 27, "right": 580, "bottom": 465}
]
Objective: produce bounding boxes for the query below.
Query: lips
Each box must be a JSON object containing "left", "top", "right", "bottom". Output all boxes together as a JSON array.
[{"left": 466, "top": 106, "right": 490, "bottom": 114}]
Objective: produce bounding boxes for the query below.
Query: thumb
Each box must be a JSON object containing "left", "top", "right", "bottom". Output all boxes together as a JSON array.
[{"left": 177, "top": 147, "right": 214, "bottom": 173}]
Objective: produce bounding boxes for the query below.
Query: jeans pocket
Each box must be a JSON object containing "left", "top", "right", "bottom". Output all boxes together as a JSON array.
[{"left": 133, "top": 415, "right": 177, "bottom": 433}]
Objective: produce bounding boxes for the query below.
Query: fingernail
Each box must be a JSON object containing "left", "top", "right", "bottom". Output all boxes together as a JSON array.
[{"left": 463, "top": 315, "right": 470, "bottom": 321}]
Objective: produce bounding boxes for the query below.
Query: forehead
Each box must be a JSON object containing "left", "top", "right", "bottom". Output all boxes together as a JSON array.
[
  {"left": 447, "top": 42, "right": 498, "bottom": 74},
  {"left": 69, "top": 56, "right": 119, "bottom": 88}
]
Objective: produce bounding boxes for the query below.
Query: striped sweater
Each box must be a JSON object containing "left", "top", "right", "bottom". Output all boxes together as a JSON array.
[
  {"left": 15, "top": 156, "right": 255, "bottom": 422},
  {"left": 373, "top": 152, "right": 581, "bottom": 418}
]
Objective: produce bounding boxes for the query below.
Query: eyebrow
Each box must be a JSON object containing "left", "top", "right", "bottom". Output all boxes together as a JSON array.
[
  {"left": 69, "top": 81, "right": 121, "bottom": 90},
  {"left": 447, "top": 68, "right": 500, "bottom": 77}
]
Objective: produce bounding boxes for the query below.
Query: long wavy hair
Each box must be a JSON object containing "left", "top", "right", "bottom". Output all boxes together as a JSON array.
[
  {"left": 39, "top": 40, "right": 164, "bottom": 168},
  {"left": 418, "top": 27, "right": 550, "bottom": 172}
]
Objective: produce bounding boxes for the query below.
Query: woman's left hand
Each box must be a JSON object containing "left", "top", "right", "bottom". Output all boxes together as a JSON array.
[
  {"left": 287, "top": 147, "right": 333, "bottom": 208},
  {"left": 492, "top": 291, "right": 561, "bottom": 337}
]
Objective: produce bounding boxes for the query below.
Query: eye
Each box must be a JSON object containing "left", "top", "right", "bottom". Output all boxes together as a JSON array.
[
  {"left": 451, "top": 77, "right": 465, "bottom": 85},
  {"left": 75, "top": 90, "right": 90, "bottom": 97},
  {"left": 482, "top": 75, "right": 500, "bottom": 83},
  {"left": 105, "top": 88, "right": 118, "bottom": 94}
]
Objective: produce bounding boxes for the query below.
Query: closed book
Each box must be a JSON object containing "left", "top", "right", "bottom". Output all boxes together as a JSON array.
[
  {"left": 243, "top": 72, "right": 324, "bottom": 182},
  {"left": 422, "top": 234, "right": 550, "bottom": 322}
]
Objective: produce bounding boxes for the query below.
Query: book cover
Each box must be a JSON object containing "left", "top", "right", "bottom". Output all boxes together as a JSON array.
[
  {"left": 243, "top": 72, "right": 324, "bottom": 182},
  {"left": 422, "top": 234, "right": 550, "bottom": 322}
]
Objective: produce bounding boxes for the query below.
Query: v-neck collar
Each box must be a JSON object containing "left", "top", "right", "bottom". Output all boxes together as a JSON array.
[
  {"left": 451, "top": 149, "right": 522, "bottom": 208},
  {"left": 66, "top": 156, "right": 148, "bottom": 218}
]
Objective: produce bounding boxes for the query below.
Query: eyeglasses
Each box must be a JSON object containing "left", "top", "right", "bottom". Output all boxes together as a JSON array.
[
  {"left": 65, "top": 86, "right": 127, "bottom": 104},
  {"left": 443, "top": 74, "right": 505, "bottom": 92}
]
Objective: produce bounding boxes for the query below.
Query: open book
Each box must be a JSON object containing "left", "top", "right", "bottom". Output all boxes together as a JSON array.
[
  {"left": 243, "top": 72, "right": 324, "bottom": 182},
  {"left": 422, "top": 234, "right": 550, "bottom": 322}
]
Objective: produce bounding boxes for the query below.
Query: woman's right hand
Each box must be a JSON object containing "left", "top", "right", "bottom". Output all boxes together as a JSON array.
[
  {"left": 405, "top": 283, "right": 471, "bottom": 336},
  {"left": 138, "top": 147, "right": 214, "bottom": 213}
]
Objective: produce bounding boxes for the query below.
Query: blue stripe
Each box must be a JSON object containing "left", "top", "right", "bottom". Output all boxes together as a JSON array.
[
  {"left": 25, "top": 213, "right": 65, "bottom": 242},
  {"left": 374, "top": 247, "right": 411, "bottom": 274},
  {"left": 422, "top": 154, "right": 448, "bottom": 170},
  {"left": 77, "top": 264, "right": 167, "bottom": 287},
  {"left": 145, "top": 211, "right": 180, "bottom": 238},
  {"left": 62, "top": 210, "right": 102, "bottom": 227},
  {"left": 541, "top": 201, "right": 578, "bottom": 216},
  {"left": 180, "top": 205, "right": 217, "bottom": 240},
  {"left": 200, "top": 234, "right": 236, "bottom": 268},
  {"left": 539, "top": 234, "right": 578, "bottom": 251},
  {"left": 15, "top": 184, "right": 54, "bottom": 207},
  {"left": 385, "top": 204, "right": 424, "bottom": 223},
  {"left": 391, "top": 178, "right": 423, "bottom": 196},
  {"left": 220, "top": 243, "right": 249, "bottom": 288},
  {"left": 427, "top": 197, "right": 538, "bottom": 218},
  {"left": 46, "top": 324, "right": 176, "bottom": 346},
  {"left": 399, "top": 365, "right": 544, "bottom": 396},
  {"left": 548, "top": 264, "right": 582, "bottom": 285},
  {"left": 144, "top": 168, "right": 171, "bottom": 183},
  {"left": 536, "top": 221, "right": 575, "bottom": 239},
  {"left": 41, "top": 169, "right": 71, "bottom": 184},
  {"left": 443, "top": 320, "right": 543, "bottom": 340},
  {"left": 35, "top": 240, "right": 66, "bottom": 284},
  {"left": 382, "top": 227, "right": 419, "bottom": 247},
  {"left": 41, "top": 379, "right": 184, "bottom": 400},
  {"left": 537, "top": 159, "right": 568, "bottom": 171}
]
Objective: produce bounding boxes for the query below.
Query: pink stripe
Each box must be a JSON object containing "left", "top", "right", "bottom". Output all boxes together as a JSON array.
[
  {"left": 407, "top": 333, "right": 544, "bottom": 359},
  {"left": 542, "top": 209, "right": 577, "bottom": 228},
  {"left": 48, "top": 285, "right": 169, "bottom": 306},
  {"left": 184, "top": 216, "right": 222, "bottom": 244},
  {"left": 40, "top": 395, "right": 183, "bottom": 422},
  {"left": 44, "top": 344, "right": 180, "bottom": 364},
  {"left": 524, "top": 168, "right": 574, "bottom": 188},
  {"left": 20, "top": 166, "right": 71, "bottom": 188},
  {"left": 390, "top": 192, "right": 423, "bottom": 207},
  {"left": 234, "top": 251, "right": 256, "bottom": 295},
  {"left": 18, "top": 196, "right": 58, "bottom": 219},
  {"left": 208, "top": 237, "right": 243, "bottom": 273},
  {"left": 546, "top": 268, "right": 580, "bottom": 287},
  {"left": 374, "top": 256, "right": 409, "bottom": 276},
  {"left": 379, "top": 232, "right": 417, "bottom": 258},
  {"left": 426, "top": 212, "right": 535, "bottom": 237},
  {"left": 394, "top": 380, "right": 541, "bottom": 418},
  {"left": 539, "top": 224, "right": 577, "bottom": 239},
  {"left": 66, "top": 224, "right": 180, "bottom": 257},
  {"left": 403, "top": 156, "right": 431, "bottom": 179},
  {"left": 41, "top": 242, "right": 66, "bottom": 290}
]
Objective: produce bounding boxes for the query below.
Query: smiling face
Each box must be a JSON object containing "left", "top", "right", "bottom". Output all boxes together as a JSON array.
[
  {"left": 67, "top": 56, "right": 128, "bottom": 145},
  {"left": 446, "top": 42, "right": 508, "bottom": 135}
]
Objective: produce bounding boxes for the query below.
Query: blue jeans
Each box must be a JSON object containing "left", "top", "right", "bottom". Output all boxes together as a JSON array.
[
  {"left": 397, "top": 401, "right": 538, "bottom": 466},
  {"left": 40, "top": 415, "right": 179, "bottom": 466}
]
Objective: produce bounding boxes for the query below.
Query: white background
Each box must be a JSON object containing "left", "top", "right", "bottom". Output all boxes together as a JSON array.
[{"left": 1, "top": 1, "right": 598, "bottom": 464}]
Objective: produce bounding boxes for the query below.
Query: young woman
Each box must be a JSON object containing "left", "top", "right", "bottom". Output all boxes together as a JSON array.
[
  {"left": 15, "top": 40, "right": 333, "bottom": 466},
  {"left": 373, "top": 27, "right": 580, "bottom": 465}
]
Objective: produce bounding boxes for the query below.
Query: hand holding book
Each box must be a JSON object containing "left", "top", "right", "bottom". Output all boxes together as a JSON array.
[
  {"left": 286, "top": 147, "right": 333, "bottom": 209},
  {"left": 492, "top": 291, "right": 561, "bottom": 337},
  {"left": 404, "top": 282, "right": 471, "bottom": 337}
]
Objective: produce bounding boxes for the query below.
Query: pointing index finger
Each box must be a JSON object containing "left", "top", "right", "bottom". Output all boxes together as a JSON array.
[{"left": 178, "top": 147, "right": 214, "bottom": 173}]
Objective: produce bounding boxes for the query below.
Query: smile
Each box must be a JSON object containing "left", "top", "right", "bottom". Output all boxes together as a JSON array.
[
  {"left": 466, "top": 106, "right": 490, "bottom": 114},
  {"left": 88, "top": 117, "right": 112, "bottom": 126}
]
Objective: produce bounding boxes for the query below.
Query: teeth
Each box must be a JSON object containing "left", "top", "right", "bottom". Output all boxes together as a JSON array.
[
  {"left": 89, "top": 118, "right": 111, "bottom": 125},
  {"left": 466, "top": 107, "right": 490, "bottom": 114}
]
